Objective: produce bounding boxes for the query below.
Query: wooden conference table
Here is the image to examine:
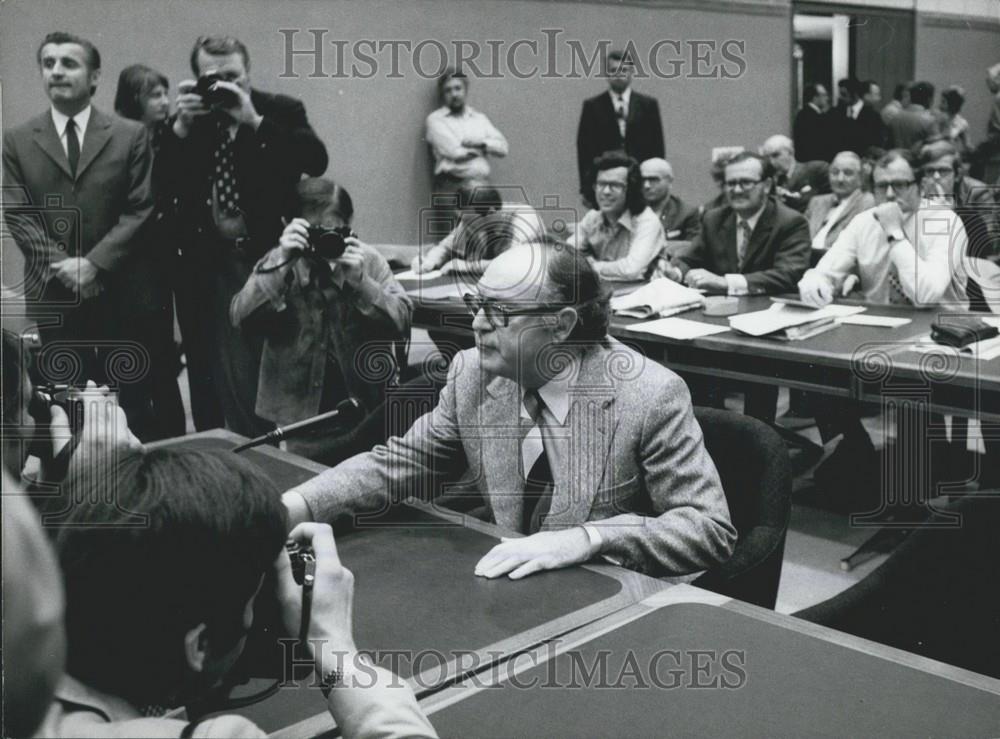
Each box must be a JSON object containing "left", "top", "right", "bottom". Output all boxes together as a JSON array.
[
  {"left": 163, "top": 431, "right": 1000, "bottom": 738},
  {"left": 402, "top": 275, "right": 1000, "bottom": 423}
]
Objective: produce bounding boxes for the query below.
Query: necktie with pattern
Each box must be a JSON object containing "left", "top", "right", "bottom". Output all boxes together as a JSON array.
[
  {"left": 615, "top": 99, "right": 627, "bottom": 140},
  {"left": 521, "top": 389, "right": 554, "bottom": 534},
  {"left": 887, "top": 262, "right": 912, "bottom": 305},
  {"left": 737, "top": 219, "right": 753, "bottom": 269},
  {"left": 66, "top": 117, "right": 80, "bottom": 178},
  {"left": 214, "top": 119, "right": 241, "bottom": 216}
]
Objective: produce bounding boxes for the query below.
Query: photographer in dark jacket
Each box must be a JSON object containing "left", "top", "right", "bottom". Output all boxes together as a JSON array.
[
  {"left": 160, "top": 35, "right": 328, "bottom": 436},
  {"left": 231, "top": 179, "right": 412, "bottom": 466}
]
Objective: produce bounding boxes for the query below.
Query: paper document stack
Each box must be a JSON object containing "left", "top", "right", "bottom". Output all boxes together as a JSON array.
[
  {"left": 610, "top": 278, "right": 705, "bottom": 319},
  {"left": 728, "top": 303, "right": 866, "bottom": 340}
]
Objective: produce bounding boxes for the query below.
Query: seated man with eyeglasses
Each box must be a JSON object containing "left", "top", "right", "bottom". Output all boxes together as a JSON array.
[
  {"left": 658, "top": 151, "right": 811, "bottom": 423},
  {"left": 569, "top": 150, "right": 666, "bottom": 282},
  {"left": 283, "top": 238, "right": 735, "bottom": 580},
  {"left": 798, "top": 149, "right": 969, "bottom": 497}
]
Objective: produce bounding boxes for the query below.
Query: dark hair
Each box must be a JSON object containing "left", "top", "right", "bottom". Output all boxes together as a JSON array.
[
  {"left": 874, "top": 148, "right": 916, "bottom": 172},
  {"left": 190, "top": 35, "right": 249, "bottom": 76},
  {"left": 113, "top": 64, "right": 169, "bottom": 121},
  {"left": 839, "top": 78, "right": 862, "bottom": 98},
  {"left": 893, "top": 82, "right": 909, "bottom": 101},
  {"left": 861, "top": 79, "right": 879, "bottom": 97},
  {"left": 803, "top": 83, "right": 826, "bottom": 104},
  {"left": 606, "top": 49, "right": 634, "bottom": 65},
  {"left": 437, "top": 67, "right": 468, "bottom": 96},
  {"left": 457, "top": 180, "right": 502, "bottom": 211},
  {"left": 36, "top": 31, "right": 101, "bottom": 70},
  {"left": 909, "top": 81, "right": 934, "bottom": 108},
  {"left": 541, "top": 236, "right": 612, "bottom": 342},
  {"left": 918, "top": 139, "right": 959, "bottom": 171},
  {"left": 295, "top": 177, "right": 354, "bottom": 224},
  {"left": 54, "top": 449, "right": 287, "bottom": 707},
  {"left": 725, "top": 151, "right": 775, "bottom": 182},
  {"left": 941, "top": 87, "right": 965, "bottom": 115},
  {"left": 592, "top": 150, "right": 645, "bottom": 215}
]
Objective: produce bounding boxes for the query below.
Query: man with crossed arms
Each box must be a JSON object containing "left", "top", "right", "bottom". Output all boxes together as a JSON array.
[{"left": 284, "top": 240, "right": 734, "bottom": 579}]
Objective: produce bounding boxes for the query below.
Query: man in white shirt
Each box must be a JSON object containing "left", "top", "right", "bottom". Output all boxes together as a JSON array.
[
  {"left": 805, "top": 151, "right": 875, "bottom": 254},
  {"left": 799, "top": 150, "right": 968, "bottom": 308},
  {"left": 425, "top": 69, "right": 508, "bottom": 200}
]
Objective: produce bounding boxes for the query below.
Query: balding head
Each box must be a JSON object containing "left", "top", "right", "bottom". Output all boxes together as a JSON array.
[
  {"left": 761, "top": 135, "right": 795, "bottom": 175},
  {"left": 829, "top": 151, "right": 863, "bottom": 199},
  {"left": 640, "top": 158, "right": 675, "bottom": 208}
]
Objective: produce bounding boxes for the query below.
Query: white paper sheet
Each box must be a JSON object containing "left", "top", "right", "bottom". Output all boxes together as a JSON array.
[
  {"left": 627, "top": 317, "right": 731, "bottom": 340},
  {"left": 837, "top": 314, "right": 912, "bottom": 328},
  {"left": 728, "top": 303, "right": 866, "bottom": 337},
  {"left": 394, "top": 268, "right": 444, "bottom": 281}
]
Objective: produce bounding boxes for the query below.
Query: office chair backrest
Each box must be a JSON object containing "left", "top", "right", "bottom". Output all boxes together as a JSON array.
[
  {"left": 692, "top": 407, "right": 792, "bottom": 609},
  {"left": 794, "top": 494, "right": 1000, "bottom": 678}
]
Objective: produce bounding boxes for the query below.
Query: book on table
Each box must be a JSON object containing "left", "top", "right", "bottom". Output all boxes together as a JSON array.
[{"left": 610, "top": 278, "right": 705, "bottom": 319}]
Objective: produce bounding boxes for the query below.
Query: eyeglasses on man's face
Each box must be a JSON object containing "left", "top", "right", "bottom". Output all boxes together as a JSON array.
[
  {"left": 724, "top": 178, "right": 762, "bottom": 191},
  {"left": 464, "top": 293, "right": 565, "bottom": 329},
  {"left": 873, "top": 179, "right": 916, "bottom": 193},
  {"left": 921, "top": 165, "right": 953, "bottom": 179},
  {"left": 594, "top": 180, "right": 627, "bottom": 193}
]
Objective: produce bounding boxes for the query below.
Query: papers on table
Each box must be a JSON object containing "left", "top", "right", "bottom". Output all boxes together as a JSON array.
[
  {"left": 728, "top": 302, "right": 865, "bottom": 338},
  {"left": 627, "top": 317, "right": 731, "bottom": 340},
  {"left": 837, "top": 314, "right": 912, "bottom": 328},
  {"left": 409, "top": 282, "right": 468, "bottom": 301},
  {"left": 610, "top": 278, "right": 705, "bottom": 319},
  {"left": 395, "top": 268, "right": 443, "bottom": 281}
]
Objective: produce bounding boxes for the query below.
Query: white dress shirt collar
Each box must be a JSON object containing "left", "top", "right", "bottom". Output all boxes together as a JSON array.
[
  {"left": 849, "top": 100, "right": 864, "bottom": 119},
  {"left": 520, "top": 352, "right": 580, "bottom": 425},
  {"left": 612, "top": 88, "right": 631, "bottom": 109},
  {"left": 51, "top": 104, "right": 91, "bottom": 147},
  {"left": 737, "top": 202, "right": 766, "bottom": 232}
]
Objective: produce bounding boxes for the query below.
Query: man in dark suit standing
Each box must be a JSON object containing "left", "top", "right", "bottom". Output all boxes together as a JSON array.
[
  {"left": 762, "top": 134, "right": 830, "bottom": 213},
  {"left": 667, "top": 152, "right": 810, "bottom": 422},
  {"left": 576, "top": 49, "right": 664, "bottom": 208},
  {"left": 3, "top": 32, "right": 153, "bottom": 421},
  {"left": 160, "top": 36, "right": 328, "bottom": 436},
  {"left": 793, "top": 83, "right": 832, "bottom": 163}
]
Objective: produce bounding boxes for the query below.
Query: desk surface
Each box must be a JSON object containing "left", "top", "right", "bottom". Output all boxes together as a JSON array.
[
  {"left": 162, "top": 431, "right": 664, "bottom": 737},
  {"left": 405, "top": 278, "right": 999, "bottom": 420},
  {"left": 422, "top": 586, "right": 1000, "bottom": 738}
]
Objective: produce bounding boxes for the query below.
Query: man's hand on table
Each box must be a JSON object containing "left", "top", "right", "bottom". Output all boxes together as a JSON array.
[
  {"left": 798, "top": 270, "right": 835, "bottom": 308},
  {"left": 474, "top": 527, "right": 598, "bottom": 580},
  {"left": 410, "top": 254, "right": 440, "bottom": 274},
  {"left": 683, "top": 268, "right": 728, "bottom": 294}
]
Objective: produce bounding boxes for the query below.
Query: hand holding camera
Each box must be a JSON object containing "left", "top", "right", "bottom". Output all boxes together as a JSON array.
[
  {"left": 276, "top": 219, "right": 363, "bottom": 285},
  {"left": 275, "top": 523, "right": 358, "bottom": 663}
]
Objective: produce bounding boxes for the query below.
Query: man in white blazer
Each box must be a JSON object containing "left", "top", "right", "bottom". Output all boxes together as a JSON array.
[{"left": 284, "top": 239, "right": 735, "bottom": 580}]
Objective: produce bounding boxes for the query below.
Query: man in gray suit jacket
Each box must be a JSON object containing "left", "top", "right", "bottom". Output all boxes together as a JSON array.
[
  {"left": 805, "top": 151, "right": 875, "bottom": 255},
  {"left": 3, "top": 32, "right": 152, "bottom": 391},
  {"left": 284, "top": 241, "right": 735, "bottom": 580}
]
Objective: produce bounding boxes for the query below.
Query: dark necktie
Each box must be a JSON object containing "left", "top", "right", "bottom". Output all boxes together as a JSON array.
[
  {"left": 214, "top": 119, "right": 241, "bottom": 215},
  {"left": 737, "top": 219, "right": 753, "bottom": 269},
  {"left": 615, "top": 99, "right": 627, "bottom": 139},
  {"left": 65, "top": 117, "right": 80, "bottom": 178},
  {"left": 522, "top": 389, "right": 554, "bottom": 534}
]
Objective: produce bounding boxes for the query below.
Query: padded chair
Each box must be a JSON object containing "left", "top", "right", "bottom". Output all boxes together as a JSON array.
[
  {"left": 692, "top": 407, "right": 792, "bottom": 609},
  {"left": 794, "top": 494, "right": 1000, "bottom": 678}
]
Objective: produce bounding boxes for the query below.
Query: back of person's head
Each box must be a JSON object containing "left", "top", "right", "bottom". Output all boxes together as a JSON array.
[
  {"left": 841, "top": 78, "right": 862, "bottom": 99},
  {"left": 941, "top": 86, "right": 965, "bottom": 115},
  {"left": 909, "top": 81, "right": 934, "bottom": 108},
  {"left": 114, "top": 64, "right": 169, "bottom": 121},
  {"left": 296, "top": 177, "right": 354, "bottom": 224},
  {"left": 3, "top": 478, "right": 66, "bottom": 737},
  {"left": 190, "top": 35, "right": 250, "bottom": 75},
  {"left": 593, "top": 150, "right": 645, "bottom": 215},
  {"left": 861, "top": 79, "right": 879, "bottom": 97},
  {"left": 54, "top": 449, "right": 287, "bottom": 708},
  {"left": 36, "top": 31, "right": 101, "bottom": 71},
  {"left": 540, "top": 236, "right": 612, "bottom": 342},
  {"left": 803, "top": 83, "right": 825, "bottom": 104},
  {"left": 457, "top": 180, "right": 503, "bottom": 212},
  {"left": 893, "top": 82, "right": 909, "bottom": 101}
]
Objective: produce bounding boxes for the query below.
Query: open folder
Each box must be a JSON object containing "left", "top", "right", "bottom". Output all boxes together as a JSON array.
[
  {"left": 610, "top": 278, "right": 705, "bottom": 319},
  {"left": 728, "top": 302, "right": 866, "bottom": 339}
]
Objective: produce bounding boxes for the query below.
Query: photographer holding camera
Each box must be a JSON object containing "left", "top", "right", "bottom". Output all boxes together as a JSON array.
[
  {"left": 230, "top": 178, "right": 412, "bottom": 465},
  {"left": 36, "top": 448, "right": 436, "bottom": 738},
  {"left": 161, "top": 35, "right": 328, "bottom": 438}
]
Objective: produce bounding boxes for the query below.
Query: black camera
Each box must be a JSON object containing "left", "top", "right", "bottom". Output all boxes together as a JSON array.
[
  {"left": 305, "top": 225, "right": 355, "bottom": 261},
  {"left": 29, "top": 383, "right": 85, "bottom": 436},
  {"left": 195, "top": 72, "right": 239, "bottom": 108}
]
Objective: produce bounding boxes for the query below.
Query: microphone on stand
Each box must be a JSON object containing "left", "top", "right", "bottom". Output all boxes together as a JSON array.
[{"left": 231, "top": 398, "right": 362, "bottom": 453}]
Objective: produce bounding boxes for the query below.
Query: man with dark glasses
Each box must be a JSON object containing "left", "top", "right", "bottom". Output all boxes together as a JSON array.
[{"left": 283, "top": 239, "right": 734, "bottom": 580}]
